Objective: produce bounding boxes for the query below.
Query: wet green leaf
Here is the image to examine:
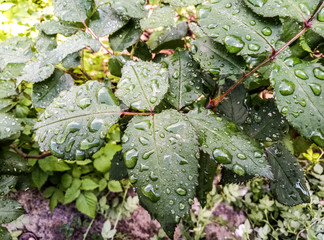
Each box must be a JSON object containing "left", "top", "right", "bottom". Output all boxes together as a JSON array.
[
  {"left": 0, "top": 114, "right": 22, "bottom": 140},
  {"left": 53, "top": 0, "right": 94, "bottom": 22},
  {"left": 109, "top": 0, "right": 148, "bottom": 19},
  {"left": 312, "top": 7, "right": 324, "bottom": 37},
  {"left": 122, "top": 110, "right": 199, "bottom": 237},
  {"left": 108, "top": 55, "right": 130, "bottom": 77},
  {"left": 34, "top": 81, "right": 121, "bottom": 160},
  {"left": 140, "top": 6, "right": 175, "bottom": 30},
  {"left": 0, "top": 226, "right": 11, "bottom": 240},
  {"left": 0, "top": 199, "right": 25, "bottom": 224},
  {"left": 164, "top": 0, "right": 203, "bottom": 7},
  {"left": 266, "top": 143, "right": 311, "bottom": 205},
  {"left": 76, "top": 191, "right": 97, "bottom": 218},
  {"left": 37, "top": 20, "right": 81, "bottom": 36},
  {"left": 162, "top": 49, "right": 204, "bottom": 110},
  {"left": 35, "top": 32, "right": 57, "bottom": 53},
  {"left": 61, "top": 52, "right": 81, "bottom": 69},
  {"left": 188, "top": 109, "right": 273, "bottom": 179},
  {"left": 0, "top": 175, "right": 18, "bottom": 196},
  {"left": 0, "top": 150, "right": 29, "bottom": 174},
  {"left": 64, "top": 179, "right": 81, "bottom": 204},
  {"left": 93, "top": 142, "right": 122, "bottom": 173},
  {"left": 0, "top": 80, "right": 16, "bottom": 99},
  {"left": 32, "top": 165, "right": 48, "bottom": 189},
  {"left": 81, "top": 178, "right": 99, "bottom": 190},
  {"left": 197, "top": 0, "right": 281, "bottom": 55},
  {"left": 116, "top": 61, "right": 169, "bottom": 111}
]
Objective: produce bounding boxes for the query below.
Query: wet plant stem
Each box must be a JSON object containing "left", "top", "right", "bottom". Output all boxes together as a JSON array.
[
  {"left": 208, "top": 2, "right": 323, "bottom": 108},
  {"left": 83, "top": 217, "right": 95, "bottom": 240},
  {"left": 121, "top": 111, "right": 153, "bottom": 116},
  {"left": 10, "top": 144, "right": 51, "bottom": 159}
]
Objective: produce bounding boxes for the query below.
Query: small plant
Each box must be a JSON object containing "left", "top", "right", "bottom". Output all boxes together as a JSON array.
[{"left": 0, "top": 0, "right": 323, "bottom": 238}]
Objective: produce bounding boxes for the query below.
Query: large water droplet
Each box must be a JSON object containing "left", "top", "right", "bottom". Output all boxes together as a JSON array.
[
  {"left": 248, "top": 43, "right": 260, "bottom": 51},
  {"left": 130, "top": 175, "right": 137, "bottom": 183},
  {"left": 314, "top": 67, "right": 324, "bottom": 80},
  {"left": 261, "top": 27, "right": 272, "bottom": 36},
  {"left": 80, "top": 138, "right": 100, "bottom": 150},
  {"left": 311, "top": 129, "right": 324, "bottom": 147},
  {"left": 279, "top": 80, "right": 295, "bottom": 96},
  {"left": 143, "top": 150, "right": 154, "bottom": 159},
  {"left": 134, "top": 120, "right": 151, "bottom": 131},
  {"left": 140, "top": 163, "right": 149, "bottom": 172},
  {"left": 50, "top": 139, "right": 64, "bottom": 158},
  {"left": 150, "top": 171, "right": 158, "bottom": 181},
  {"left": 247, "top": 0, "right": 267, "bottom": 7},
  {"left": 309, "top": 83, "right": 322, "bottom": 96},
  {"left": 212, "top": 148, "right": 232, "bottom": 164},
  {"left": 175, "top": 187, "right": 187, "bottom": 196},
  {"left": 175, "top": 153, "right": 189, "bottom": 165},
  {"left": 179, "top": 202, "right": 185, "bottom": 210},
  {"left": 284, "top": 57, "right": 301, "bottom": 67},
  {"left": 77, "top": 98, "right": 92, "bottom": 109},
  {"left": 165, "top": 121, "right": 186, "bottom": 133},
  {"left": 318, "top": 8, "right": 324, "bottom": 22},
  {"left": 124, "top": 149, "right": 138, "bottom": 169},
  {"left": 223, "top": 35, "right": 245, "bottom": 54},
  {"left": 139, "top": 136, "right": 150, "bottom": 145},
  {"left": 294, "top": 70, "right": 309, "bottom": 80},
  {"left": 89, "top": 119, "right": 104, "bottom": 132},
  {"left": 295, "top": 180, "right": 310, "bottom": 202},
  {"left": 237, "top": 153, "right": 247, "bottom": 160},
  {"left": 233, "top": 164, "right": 245, "bottom": 175},
  {"left": 75, "top": 150, "right": 85, "bottom": 160},
  {"left": 97, "top": 87, "right": 116, "bottom": 105},
  {"left": 141, "top": 184, "right": 160, "bottom": 203}
]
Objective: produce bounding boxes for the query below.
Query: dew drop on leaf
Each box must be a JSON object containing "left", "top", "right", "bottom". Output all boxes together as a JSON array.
[
  {"left": 175, "top": 153, "right": 189, "bottom": 165},
  {"left": 279, "top": 80, "right": 295, "bottom": 96},
  {"left": 318, "top": 8, "right": 324, "bottom": 22},
  {"left": 134, "top": 120, "right": 151, "bottom": 131},
  {"left": 141, "top": 184, "right": 160, "bottom": 203},
  {"left": 248, "top": 43, "right": 261, "bottom": 51},
  {"left": 149, "top": 171, "right": 158, "bottom": 181},
  {"left": 80, "top": 139, "right": 100, "bottom": 150},
  {"left": 77, "top": 98, "right": 92, "bottom": 109},
  {"left": 237, "top": 153, "right": 247, "bottom": 160},
  {"left": 212, "top": 149, "right": 232, "bottom": 164},
  {"left": 223, "top": 35, "right": 245, "bottom": 54},
  {"left": 75, "top": 150, "right": 85, "bottom": 160},
  {"left": 313, "top": 67, "right": 324, "bottom": 80},
  {"left": 233, "top": 164, "right": 245, "bottom": 175},
  {"left": 139, "top": 136, "right": 150, "bottom": 145},
  {"left": 175, "top": 187, "right": 187, "bottom": 196},
  {"left": 294, "top": 69, "right": 309, "bottom": 80},
  {"left": 179, "top": 202, "right": 185, "bottom": 210},
  {"left": 247, "top": 0, "right": 267, "bottom": 7},
  {"left": 261, "top": 27, "right": 272, "bottom": 36},
  {"left": 124, "top": 149, "right": 139, "bottom": 169},
  {"left": 311, "top": 129, "right": 324, "bottom": 147},
  {"left": 309, "top": 83, "right": 322, "bottom": 96},
  {"left": 89, "top": 119, "right": 104, "bottom": 132},
  {"left": 130, "top": 175, "right": 137, "bottom": 183},
  {"left": 143, "top": 150, "right": 154, "bottom": 159}
]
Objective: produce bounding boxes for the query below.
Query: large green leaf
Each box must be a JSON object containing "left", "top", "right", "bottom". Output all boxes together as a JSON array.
[
  {"left": 38, "top": 156, "right": 71, "bottom": 172},
  {"left": 32, "top": 70, "right": 74, "bottom": 109},
  {"left": 312, "top": 7, "right": 324, "bottom": 37},
  {"left": 140, "top": 6, "right": 175, "bottom": 30},
  {"left": 0, "top": 226, "right": 11, "bottom": 240},
  {"left": 190, "top": 36, "right": 245, "bottom": 75},
  {"left": 109, "top": 0, "right": 148, "bottom": 19},
  {"left": 35, "top": 32, "right": 57, "bottom": 53},
  {"left": 270, "top": 59, "right": 324, "bottom": 147},
  {"left": 109, "top": 20, "right": 142, "bottom": 52},
  {"left": 76, "top": 191, "right": 97, "bottom": 218},
  {"left": 122, "top": 110, "right": 199, "bottom": 237},
  {"left": 0, "top": 198, "right": 25, "bottom": 224},
  {"left": 164, "top": 0, "right": 204, "bottom": 7},
  {"left": 197, "top": 0, "right": 281, "bottom": 55},
  {"left": 147, "top": 21, "right": 188, "bottom": 53},
  {"left": 187, "top": 109, "right": 273, "bottom": 179},
  {"left": 162, "top": 49, "right": 204, "bottom": 110},
  {"left": 0, "top": 80, "right": 16, "bottom": 99},
  {"left": 0, "top": 63, "right": 25, "bottom": 81},
  {"left": 244, "top": 99, "right": 288, "bottom": 142},
  {"left": 0, "top": 114, "right": 22, "bottom": 140},
  {"left": 116, "top": 61, "right": 169, "bottom": 111},
  {"left": 89, "top": 4, "right": 129, "bottom": 37},
  {"left": 266, "top": 143, "right": 310, "bottom": 206},
  {"left": 92, "top": 142, "right": 122, "bottom": 173},
  {"left": 37, "top": 20, "right": 81, "bottom": 36},
  {"left": 0, "top": 150, "right": 29, "bottom": 174},
  {"left": 53, "top": 0, "right": 94, "bottom": 22},
  {"left": 0, "top": 175, "right": 18, "bottom": 195},
  {"left": 34, "top": 81, "right": 121, "bottom": 160}
]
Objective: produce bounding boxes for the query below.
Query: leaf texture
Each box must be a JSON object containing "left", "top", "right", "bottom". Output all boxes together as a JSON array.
[
  {"left": 164, "top": 0, "right": 204, "bottom": 7},
  {"left": 0, "top": 114, "right": 22, "bottom": 140},
  {"left": 140, "top": 6, "right": 175, "bottom": 30},
  {"left": 109, "top": 0, "right": 148, "bottom": 19},
  {"left": 53, "top": 0, "right": 94, "bottom": 22}
]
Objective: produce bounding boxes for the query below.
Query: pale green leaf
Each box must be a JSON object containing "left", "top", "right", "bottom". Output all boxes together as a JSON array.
[
  {"left": 109, "top": 0, "right": 148, "bottom": 19},
  {"left": 76, "top": 191, "right": 97, "bottom": 218},
  {"left": 140, "top": 6, "right": 175, "bottom": 30},
  {"left": 0, "top": 80, "right": 16, "bottom": 99},
  {"left": 64, "top": 179, "right": 81, "bottom": 204},
  {"left": 81, "top": 178, "right": 99, "bottom": 190},
  {"left": 116, "top": 61, "right": 169, "bottom": 111},
  {"left": 53, "top": 0, "right": 94, "bottom": 22},
  {"left": 34, "top": 81, "right": 121, "bottom": 160},
  {"left": 35, "top": 32, "right": 57, "bottom": 53},
  {"left": 93, "top": 142, "right": 122, "bottom": 173},
  {"left": 164, "top": 0, "right": 203, "bottom": 7},
  {"left": 62, "top": 52, "right": 81, "bottom": 69},
  {"left": 0, "top": 199, "right": 25, "bottom": 224},
  {"left": 122, "top": 110, "right": 199, "bottom": 237},
  {"left": 38, "top": 156, "right": 71, "bottom": 172},
  {"left": 0, "top": 114, "right": 22, "bottom": 140},
  {"left": 37, "top": 20, "right": 81, "bottom": 36},
  {"left": 187, "top": 109, "right": 273, "bottom": 179},
  {"left": 50, "top": 189, "right": 64, "bottom": 211},
  {"left": 32, "top": 165, "right": 48, "bottom": 189},
  {"left": 0, "top": 175, "right": 18, "bottom": 196},
  {"left": 107, "top": 180, "right": 122, "bottom": 192}
]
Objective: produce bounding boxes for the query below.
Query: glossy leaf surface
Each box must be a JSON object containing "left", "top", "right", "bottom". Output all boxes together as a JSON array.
[
  {"left": 53, "top": 0, "right": 93, "bottom": 22},
  {"left": 0, "top": 114, "right": 22, "bottom": 140},
  {"left": 164, "top": 0, "right": 204, "bottom": 7},
  {"left": 0, "top": 199, "right": 25, "bottom": 224},
  {"left": 109, "top": 0, "right": 147, "bottom": 19},
  {"left": 140, "top": 6, "right": 175, "bottom": 30},
  {"left": 37, "top": 20, "right": 81, "bottom": 36}
]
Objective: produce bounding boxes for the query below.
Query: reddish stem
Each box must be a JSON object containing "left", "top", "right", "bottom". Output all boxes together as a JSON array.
[
  {"left": 121, "top": 112, "right": 154, "bottom": 116},
  {"left": 10, "top": 144, "right": 51, "bottom": 160}
]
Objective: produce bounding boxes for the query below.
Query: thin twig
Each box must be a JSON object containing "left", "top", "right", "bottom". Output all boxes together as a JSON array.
[
  {"left": 9, "top": 144, "right": 51, "bottom": 159},
  {"left": 121, "top": 111, "right": 153, "bottom": 116},
  {"left": 82, "top": 21, "right": 114, "bottom": 55},
  {"left": 83, "top": 217, "right": 95, "bottom": 240}
]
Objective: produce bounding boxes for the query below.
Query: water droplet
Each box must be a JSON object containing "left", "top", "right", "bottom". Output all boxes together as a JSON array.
[
  {"left": 254, "top": 151, "right": 263, "bottom": 158},
  {"left": 294, "top": 69, "right": 309, "bottom": 80},
  {"left": 50, "top": 139, "right": 64, "bottom": 158},
  {"left": 245, "top": 35, "right": 251, "bottom": 41},
  {"left": 237, "top": 153, "right": 247, "bottom": 160},
  {"left": 89, "top": 119, "right": 104, "bottom": 132},
  {"left": 130, "top": 175, "right": 137, "bottom": 183},
  {"left": 284, "top": 57, "right": 301, "bottom": 67},
  {"left": 75, "top": 150, "right": 85, "bottom": 160},
  {"left": 77, "top": 98, "right": 92, "bottom": 109},
  {"left": 149, "top": 171, "right": 158, "bottom": 181},
  {"left": 80, "top": 138, "right": 100, "bottom": 150},
  {"left": 213, "top": 149, "right": 232, "bottom": 164},
  {"left": 179, "top": 202, "right": 185, "bottom": 210},
  {"left": 134, "top": 120, "right": 151, "bottom": 131},
  {"left": 122, "top": 134, "right": 129, "bottom": 143},
  {"left": 65, "top": 138, "right": 75, "bottom": 152},
  {"left": 317, "top": 8, "right": 324, "bottom": 22},
  {"left": 209, "top": 68, "right": 220, "bottom": 75},
  {"left": 188, "top": 198, "right": 194, "bottom": 205},
  {"left": 247, "top": 0, "right": 267, "bottom": 7},
  {"left": 140, "top": 163, "right": 149, "bottom": 172},
  {"left": 225, "top": 3, "right": 232, "bottom": 8},
  {"left": 175, "top": 187, "right": 187, "bottom": 196},
  {"left": 279, "top": 79, "right": 295, "bottom": 96},
  {"left": 139, "top": 136, "right": 150, "bottom": 145},
  {"left": 311, "top": 129, "right": 324, "bottom": 147},
  {"left": 175, "top": 153, "right": 188, "bottom": 165},
  {"left": 97, "top": 87, "right": 116, "bottom": 105},
  {"left": 281, "top": 106, "right": 289, "bottom": 114},
  {"left": 314, "top": 67, "right": 324, "bottom": 80},
  {"left": 261, "top": 27, "right": 272, "bottom": 36},
  {"left": 172, "top": 71, "right": 179, "bottom": 79},
  {"left": 295, "top": 180, "right": 310, "bottom": 202},
  {"left": 309, "top": 83, "right": 322, "bottom": 96},
  {"left": 298, "top": 3, "right": 310, "bottom": 16},
  {"left": 141, "top": 184, "right": 160, "bottom": 203},
  {"left": 124, "top": 149, "right": 138, "bottom": 169},
  {"left": 143, "top": 150, "right": 154, "bottom": 159},
  {"left": 223, "top": 35, "right": 245, "bottom": 54},
  {"left": 233, "top": 164, "right": 245, "bottom": 175},
  {"left": 165, "top": 121, "right": 186, "bottom": 133},
  {"left": 164, "top": 155, "right": 172, "bottom": 164},
  {"left": 250, "top": 20, "right": 256, "bottom": 26},
  {"left": 169, "top": 200, "right": 174, "bottom": 205},
  {"left": 248, "top": 43, "right": 260, "bottom": 51}
]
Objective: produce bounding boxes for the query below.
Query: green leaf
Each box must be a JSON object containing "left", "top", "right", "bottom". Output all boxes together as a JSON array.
[
  {"left": 196, "top": 151, "right": 218, "bottom": 207},
  {"left": 0, "top": 175, "right": 18, "bottom": 196},
  {"left": 197, "top": 0, "right": 281, "bottom": 55},
  {"left": 89, "top": 4, "right": 129, "bottom": 37},
  {"left": 164, "top": 0, "right": 203, "bottom": 7},
  {"left": 38, "top": 156, "right": 71, "bottom": 172},
  {"left": 50, "top": 188, "right": 64, "bottom": 211},
  {"left": 32, "top": 70, "right": 74, "bottom": 109},
  {"left": 312, "top": 7, "right": 324, "bottom": 37},
  {"left": 266, "top": 143, "right": 310, "bottom": 205},
  {"left": 108, "top": 55, "right": 130, "bottom": 77},
  {"left": 0, "top": 198, "right": 25, "bottom": 224},
  {"left": 190, "top": 36, "right": 245, "bottom": 75},
  {"left": 61, "top": 173, "right": 73, "bottom": 189},
  {"left": 62, "top": 52, "right": 81, "bottom": 69},
  {"left": 76, "top": 191, "right": 97, "bottom": 218},
  {"left": 122, "top": 110, "right": 199, "bottom": 237},
  {"left": 220, "top": 168, "right": 254, "bottom": 184},
  {"left": 35, "top": 32, "right": 57, "bottom": 53},
  {"left": 0, "top": 151, "right": 29, "bottom": 174},
  {"left": 64, "top": 178, "right": 81, "bottom": 204},
  {"left": 140, "top": 6, "right": 175, "bottom": 30},
  {"left": 0, "top": 80, "right": 16, "bottom": 99},
  {"left": 244, "top": 99, "right": 288, "bottom": 142},
  {"left": 34, "top": 81, "right": 121, "bottom": 160},
  {"left": 0, "top": 114, "right": 22, "bottom": 140},
  {"left": 107, "top": 180, "right": 122, "bottom": 192},
  {"left": 0, "top": 63, "right": 25, "bottom": 81},
  {"left": 146, "top": 21, "right": 187, "bottom": 53},
  {"left": 81, "top": 178, "right": 99, "bottom": 190},
  {"left": 0, "top": 226, "right": 11, "bottom": 240},
  {"left": 109, "top": 151, "right": 128, "bottom": 180},
  {"left": 217, "top": 80, "right": 248, "bottom": 125},
  {"left": 187, "top": 109, "right": 273, "bottom": 179},
  {"left": 0, "top": 37, "right": 33, "bottom": 71},
  {"left": 109, "top": 20, "right": 142, "bottom": 52},
  {"left": 270, "top": 60, "right": 324, "bottom": 147},
  {"left": 130, "top": 41, "right": 152, "bottom": 61},
  {"left": 109, "top": 0, "right": 148, "bottom": 19},
  {"left": 162, "top": 49, "right": 204, "bottom": 110},
  {"left": 93, "top": 142, "right": 122, "bottom": 173},
  {"left": 243, "top": 0, "right": 319, "bottom": 23},
  {"left": 32, "top": 165, "right": 48, "bottom": 189},
  {"left": 37, "top": 20, "right": 81, "bottom": 36},
  {"left": 53, "top": 0, "right": 94, "bottom": 22},
  {"left": 116, "top": 61, "right": 169, "bottom": 111},
  {"left": 99, "top": 178, "right": 107, "bottom": 191}
]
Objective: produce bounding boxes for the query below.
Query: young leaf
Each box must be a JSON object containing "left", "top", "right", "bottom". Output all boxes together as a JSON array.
[
  {"left": 53, "top": 0, "right": 94, "bottom": 22},
  {"left": 108, "top": 55, "right": 130, "bottom": 77},
  {"left": 109, "top": 0, "right": 148, "bottom": 19},
  {"left": 164, "top": 0, "right": 204, "bottom": 7},
  {"left": 81, "top": 179, "right": 99, "bottom": 190},
  {"left": 64, "top": 179, "right": 81, "bottom": 204},
  {"left": 122, "top": 110, "right": 199, "bottom": 237},
  {"left": 162, "top": 49, "right": 204, "bottom": 110},
  {"left": 270, "top": 60, "right": 324, "bottom": 147},
  {"left": 187, "top": 109, "right": 273, "bottom": 179},
  {"left": 146, "top": 21, "right": 188, "bottom": 53},
  {"left": 0, "top": 175, "right": 18, "bottom": 196},
  {"left": 116, "top": 61, "right": 169, "bottom": 111},
  {"left": 50, "top": 188, "right": 64, "bottom": 211},
  {"left": 32, "top": 165, "right": 49, "bottom": 189},
  {"left": 244, "top": 99, "right": 288, "bottom": 142},
  {"left": 140, "top": 6, "right": 175, "bottom": 30},
  {"left": 89, "top": 4, "right": 129, "bottom": 37},
  {"left": 190, "top": 36, "right": 245, "bottom": 75},
  {"left": 109, "top": 20, "right": 142, "bottom": 52},
  {"left": 32, "top": 70, "right": 75, "bottom": 109},
  {"left": 37, "top": 20, "right": 81, "bottom": 36},
  {"left": 266, "top": 143, "right": 310, "bottom": 206},
  {"left": 0, "top": 151, "right": 29, "bottom": 174},
  {"left": 93, "top": 142, "right": 122, "bottom": 173},
  {"left": 197, "top": 0, "right": 281, "bottom": 55},
  {"left": 0, "top": 199, "right": 25, "bottom": 224},
  {"left": 0, "top": 113, "right": 22, "bottom": 140},
  {"left": 35, "top": 32, "right": 57, "bottom": 53},
  {"left": 76, "top": 191, "right": 97, "bottom": 218},
  {"left": 34, "top": 81, "right": 121, "bottom": 160},
  {"left": 38, "top": 156, "right": 71, "bottom": 172}
]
